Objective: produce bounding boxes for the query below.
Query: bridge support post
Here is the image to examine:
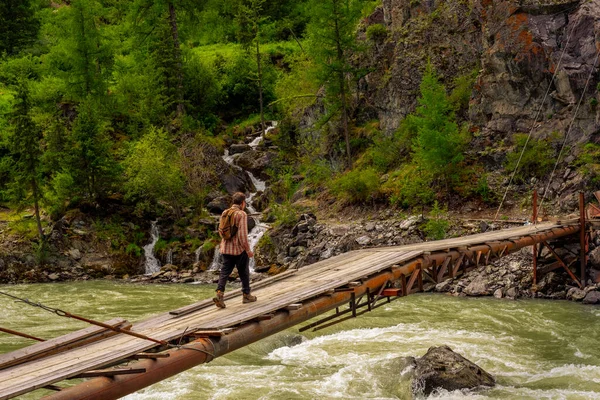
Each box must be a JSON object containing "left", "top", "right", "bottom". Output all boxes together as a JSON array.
[
  {"left": 580, "top": 192, "right": 587, "bottom": 287},
  {"left": 532, "top": 190, "right": 538, "bottom": 286}
]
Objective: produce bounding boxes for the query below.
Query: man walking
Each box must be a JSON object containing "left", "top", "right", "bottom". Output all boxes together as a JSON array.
[{"left": 213, "top": 192, "right": 257, "bottom": 308}]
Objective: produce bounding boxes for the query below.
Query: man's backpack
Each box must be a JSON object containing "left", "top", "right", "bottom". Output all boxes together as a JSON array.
[{"left": 218, "top": 208, "right": 239, "bottom": 240}]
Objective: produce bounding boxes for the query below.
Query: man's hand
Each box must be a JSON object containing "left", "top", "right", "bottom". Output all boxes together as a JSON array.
[{"left": 248, "top": 251, "right": 254, "bottom": 258}]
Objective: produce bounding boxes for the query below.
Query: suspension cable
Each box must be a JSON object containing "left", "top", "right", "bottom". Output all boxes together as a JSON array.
[
  {"left": 493, "top": 18, "right": 578, "bottom": 223},
  {"left": 538, "top": 49, "right": 600, "bottom": 215},
  {"left": 0, "top": 290, "right": 217, "bottom": 358}
]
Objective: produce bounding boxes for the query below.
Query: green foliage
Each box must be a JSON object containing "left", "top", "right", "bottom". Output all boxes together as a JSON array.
[
  {"left": 331, "top": 167, "right": 380, "bottom": 204},
  {"left": 67, "top": 97, "right": 117, "bottom": 200},
  {"left": 411, "top": 62, "right": 467, "bottom": 185},
  {"left": 270, "top": 202, "right": 297, "bottom": 227},
  {"left": 301, "top": 158, "right": 334, "bottom": 189},
  {"left": 449, "top": 69, "right": 478, "bottom": 112},
  {"left": 366, "top": 24, "right": 388, "bottom": 43},
  {"left": 382, "top": 164, "right": 435, "bottom": 208},
  {"left": 423, "top": 201, "right": 449, "bottom": 240},
  {"left": 505, "top": 134, "right": 555, "bottom": 183},
  {"left": 0, "top": 0, "right": 40, "bottom": 55},
  {"left": 123, "top": 127, "right": 185, "bottom": 215},
  {"left": 575, "top": 142, "right": 600, "bottom": 183}
]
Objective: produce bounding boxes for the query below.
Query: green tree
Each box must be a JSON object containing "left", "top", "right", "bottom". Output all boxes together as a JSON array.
[
  {"left": 0, "top": 0, "right": 40, "bottom": 55},
  {"left": 123, "top": 127, "right": 185, "bottom": 216},
  {"left": 66, "top": 0, "right": 113, "bottom": 100},
  {"left": 237, "top": 0, "right": 267, "bottom": 134},
  {"left": 6, "top": 81, "right": 45, "bottom": 240},
  {"left": 66, "top": 97, "right": 116, "bottom": 200},
  {"left": 410, "top": 62, "right": 466, "bottom": 188},
  {"left": 307, "top": 0, "right": 362, "bottom": 166}
]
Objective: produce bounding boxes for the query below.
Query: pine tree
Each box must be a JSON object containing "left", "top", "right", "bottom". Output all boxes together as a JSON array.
[
  {"left": 0, "top": 0, "right": 40, "bottom": 55},
  {"left": 410, "top": 62, "right": 466, "bottom": 188},
  {"left": 307, "top": 0, "right": 362, "bottom": 167},
  {"left": 237, "top": 0, "right": 267, "bottom": 135},
  {"left": 7, "top": 81, "right": 45, "bottom": 240}
]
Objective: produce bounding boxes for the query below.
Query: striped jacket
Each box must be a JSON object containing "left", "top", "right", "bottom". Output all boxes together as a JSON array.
[{"left": 219, "top": 205, "right": 251, "bottom": 255}]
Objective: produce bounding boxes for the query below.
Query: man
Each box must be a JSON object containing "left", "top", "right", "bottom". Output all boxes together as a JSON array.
[{"left": 213, "top": 192, "right": 257, "bottom": 308}]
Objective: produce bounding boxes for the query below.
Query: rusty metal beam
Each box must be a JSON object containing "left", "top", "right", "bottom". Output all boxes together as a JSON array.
[
  {"left": 580, "top": 192, "right": 587, "bottom": 287},
  {"left": 541, "top": 241, "right": 582, "bottom": 288}
]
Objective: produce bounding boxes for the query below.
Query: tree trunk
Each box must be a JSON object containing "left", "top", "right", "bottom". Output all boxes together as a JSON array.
[
  {"left": 168, "top": 2, "right": 185, "bottom": 118},
  {"left": 333, "top": 1, "right": 351, "bottom": 167},
  {"left": 256, "top": 38, "right": 265, "bottom": 136},
  {"left": 32, "top": 179, "right": 44, "bottom": 241}
]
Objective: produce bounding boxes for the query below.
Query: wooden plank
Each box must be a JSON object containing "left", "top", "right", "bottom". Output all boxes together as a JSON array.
[
  {"left": 285, "top": 304, "right": 302, "bottom": 311},
  {"left": 169, "top": 269, "right": 299, "bottom": 316},
  {"left": 0, "top": 318, "right": 129, "bottom": 370}
]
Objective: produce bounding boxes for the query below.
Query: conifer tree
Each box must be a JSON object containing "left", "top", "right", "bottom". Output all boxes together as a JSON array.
[
  {"left": 410, "top": 62, "right": 466, "bottom": 188},
  {"left": 66, "top": 97, "right": 116, "bottom": 200},
  {"left": 0, "top": 0, "right": 40, "bottom": 55},
  {"left": 307, "top": 0, "right": 362, "bottom": 167},
  {"left": 237, "top": 0, "right": 267, "bottom": 135},
  {"left": 7, "top": 81, "right": 45, "bottom": 240}
]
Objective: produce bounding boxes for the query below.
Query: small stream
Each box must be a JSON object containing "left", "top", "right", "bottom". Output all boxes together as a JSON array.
[{"left": 208, "top": 123, "right": 276, "bottom": 272}]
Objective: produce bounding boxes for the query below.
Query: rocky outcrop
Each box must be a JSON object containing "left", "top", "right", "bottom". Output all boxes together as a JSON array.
[
  {"left": 412, "top": 346, "right": 495, "bottom": 396},
  {"left": 235, "top": 150, "right": 276, "bottom": 179},
  {"left": 364, "top": 0, "right": 600, "bottom": 137}
]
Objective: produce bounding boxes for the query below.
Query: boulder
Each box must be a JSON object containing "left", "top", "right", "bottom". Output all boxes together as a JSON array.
[
  {"left": 412, "top": 345, "right": 495, "bottom": 396},
  {"left": 583, "top": 290, "right": 600, "bottom": 304},
  {"left": 356, "top": 235, "right": 372, "bottom": 246},
  {"left": 589, "top": 246, "right": 600, "bottom": 269},
  {"left": 235, "top": 150, "right": 275, "bottom": 177},
  {"left": 463, "top": 275, "right": 490, "bottom": 296},
  {"left": 567, "top": 287, "right": 586, "bottom": 301},
  {"left": 207, "top": 196, "right": 231, "bottom": 214},
  {"left": 247, "top": 215, "right": 256, "bottom": 231},
  {"left": 435, "top": 279, "right": 453, "bottom": 292},
  {"left": 220, "top": 170, "right": 254, "bottom": 195},
  {"left": 229, "top": 143, "right": 251, "bottom": 155}
]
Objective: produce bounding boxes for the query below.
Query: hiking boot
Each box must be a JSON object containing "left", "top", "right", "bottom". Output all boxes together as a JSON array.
[
  {"left": 242, "top": 293, "right": 257, "bottom": 303},
  {"left": 213, "top": 290, "right": 226, "bottom": 309}
]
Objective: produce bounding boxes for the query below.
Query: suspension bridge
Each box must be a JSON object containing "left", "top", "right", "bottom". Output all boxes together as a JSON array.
[{"left": 0, "top": 192, "right": 594, "bottom": 400}]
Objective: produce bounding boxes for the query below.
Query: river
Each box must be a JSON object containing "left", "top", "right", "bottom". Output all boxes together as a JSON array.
[{"left": 1, "top": 281, "right": 599, "bottom": 399}]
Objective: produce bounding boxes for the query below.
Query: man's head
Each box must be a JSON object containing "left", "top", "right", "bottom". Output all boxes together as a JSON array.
[{"left": 232, "top": 192, "right": 246, "bottom": 208}]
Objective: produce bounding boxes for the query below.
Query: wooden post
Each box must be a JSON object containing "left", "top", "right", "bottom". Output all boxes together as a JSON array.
[
  {"left": 580, "top": 192, "right": 587, "bottom": 287},
  {"left": 532, "top": 190, "right": 538, "bottom": 286}
]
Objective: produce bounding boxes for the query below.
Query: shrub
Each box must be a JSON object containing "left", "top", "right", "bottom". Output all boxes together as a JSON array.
[
  {"left": 505, "top": 134, "right": 554, "bottom": 183},
  {"left": 366, "top": 23, "right": 388, "bottom": 42},
  {"left": 123, "top": 127, "right": 185, "bottom": 215},
  {"left": 331, "top": 167, "right": 380, "bottom": 204},
  {"left": 270, "top": 202, "right": 297, "bottom": 228},
  {"left": 575, "top": 142, "right": 600, "bottom": 183},
  {"left": 424, "top": 201, "right": 449, "bottom": 240},
  {"left": 382, "top": 164, "right": 435, "bottom": 208}
]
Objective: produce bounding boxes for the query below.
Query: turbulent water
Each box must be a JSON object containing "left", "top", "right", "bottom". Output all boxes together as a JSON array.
[{"left": 1, "top": 281, "right": 599, "bottom": 399}]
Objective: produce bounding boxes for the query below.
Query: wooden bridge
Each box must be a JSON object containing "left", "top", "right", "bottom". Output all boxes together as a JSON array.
[{"left": 0, "top": 210, "right": 591, "bottom": 399}]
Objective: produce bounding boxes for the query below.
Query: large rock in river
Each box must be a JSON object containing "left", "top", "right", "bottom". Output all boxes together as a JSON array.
[{"left": 412, "top": 345, "right": 495, "bottom": 396}]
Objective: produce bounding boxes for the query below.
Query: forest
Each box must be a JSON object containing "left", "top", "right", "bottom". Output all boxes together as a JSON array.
[{"left": 2, "top": 0, "right": 598, "bottom": 270}]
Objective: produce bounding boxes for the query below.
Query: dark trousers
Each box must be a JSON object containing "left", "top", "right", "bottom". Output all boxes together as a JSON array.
[{"left": 217, "top": 251, "right": 251, "bottom": 294}]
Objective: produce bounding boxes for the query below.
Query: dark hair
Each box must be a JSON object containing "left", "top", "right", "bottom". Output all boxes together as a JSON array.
[{"left": 232, "top": 192, "right": 246, "bottom": 205}]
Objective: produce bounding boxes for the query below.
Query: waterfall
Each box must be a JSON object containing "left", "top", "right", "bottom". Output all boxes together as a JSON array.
[
  {"left": 210, "top": 124, "right": 275, "bottom": 272},
  {"left": 166, "top": 249, "right": 173, "bottom": 265},
  {"left": 143, "top": 221, "right": 161, "bottom": 274},
  {"left": 249, "top": 122, "right": 278, "bottom": 150}
]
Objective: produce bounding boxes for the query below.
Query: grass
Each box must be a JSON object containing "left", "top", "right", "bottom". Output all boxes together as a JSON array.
[{"left": 189, "top": 40, "right": 303, "bottom": 64}]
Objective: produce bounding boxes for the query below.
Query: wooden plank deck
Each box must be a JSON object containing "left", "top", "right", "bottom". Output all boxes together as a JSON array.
[{"left": 0, "top": 222, "right": 570, "bottom": 399}]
